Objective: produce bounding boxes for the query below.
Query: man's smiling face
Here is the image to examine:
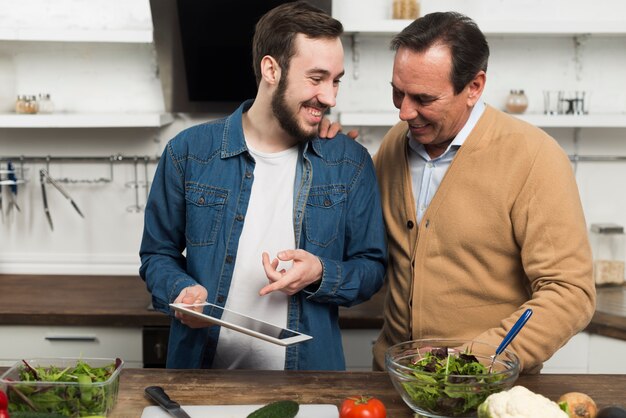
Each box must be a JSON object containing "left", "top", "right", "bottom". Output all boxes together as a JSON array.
[{"left": 272, "top": 34, "right": 345, "bottom": 142}]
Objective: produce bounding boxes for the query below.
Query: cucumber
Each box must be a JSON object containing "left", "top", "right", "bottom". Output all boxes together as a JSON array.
[{"left": 246, "top": 400, "right": 299, "bottom": 418}]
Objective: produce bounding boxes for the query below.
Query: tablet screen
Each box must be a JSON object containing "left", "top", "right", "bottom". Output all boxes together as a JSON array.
[{"left": 169, "top": 302, "right": 312, "bottom": 346}]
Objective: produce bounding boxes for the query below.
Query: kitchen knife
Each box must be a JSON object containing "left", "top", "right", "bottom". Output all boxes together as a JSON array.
[
  {"left": 145, "top": 386, "right": 192, "bottom": 418},
  {"left": 40, "top": 169, "right": 53, "bottom": 231}
]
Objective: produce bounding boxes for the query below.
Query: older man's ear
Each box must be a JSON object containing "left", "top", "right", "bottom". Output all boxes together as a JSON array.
[{"left": 318, "top": 117, "right": 359, "bottom": 140}]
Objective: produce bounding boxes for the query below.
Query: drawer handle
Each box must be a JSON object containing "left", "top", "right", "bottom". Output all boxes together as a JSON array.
[{"left": 45, "top": 336, "right": 98, "bottom": 342}]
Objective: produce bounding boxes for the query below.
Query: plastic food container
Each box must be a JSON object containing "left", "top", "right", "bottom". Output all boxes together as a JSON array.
[
  {"left": 0, "top": 357, "right": 123, "bottom": 417},
  {"left": 590, "top": 223, "right": 626, "bottom": 286}
]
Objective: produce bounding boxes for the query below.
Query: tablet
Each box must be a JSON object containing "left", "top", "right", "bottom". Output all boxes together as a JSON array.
[{"left": 169, "top": 302, "right": 313, "bottom": 346}]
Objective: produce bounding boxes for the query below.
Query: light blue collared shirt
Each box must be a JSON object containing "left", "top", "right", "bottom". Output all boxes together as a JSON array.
[{"left": 408, "top": 101, "right": 485, "bottom": 223}]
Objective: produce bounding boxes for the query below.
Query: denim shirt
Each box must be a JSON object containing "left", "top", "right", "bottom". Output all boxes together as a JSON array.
[{"left": 139, "top": 101, "right": 387, "bottom": 370}]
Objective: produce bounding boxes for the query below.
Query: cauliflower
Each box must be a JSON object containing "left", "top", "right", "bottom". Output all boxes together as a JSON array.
[{"left": 477, "top": 385, "right": 568, "bottom": 418}]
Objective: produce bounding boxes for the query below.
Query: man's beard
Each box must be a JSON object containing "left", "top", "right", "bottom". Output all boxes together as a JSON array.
[{"left": 271, "top": 72, "right": 320, "bottom": 143}]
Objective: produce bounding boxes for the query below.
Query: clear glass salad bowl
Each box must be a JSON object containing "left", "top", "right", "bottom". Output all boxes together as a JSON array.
[{"left": 385, "top": 339, "right": 520, "bottom": 418}]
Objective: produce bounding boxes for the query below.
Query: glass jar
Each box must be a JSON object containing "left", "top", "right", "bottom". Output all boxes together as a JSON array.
[
  {"left": 590, "top": 223, "right": 625, "bottom": 286},
  {"left": 38, "top": 93, "right": 54, "bottom": 114},
  {"left": 15, "top": 94, "right": 38, "bottom": 114},
  {"left": 505, "top": 90, "right": 528, "bottom": 114},
  {"left": 392, "top": 0, "right": 419, "bottom": 20}
]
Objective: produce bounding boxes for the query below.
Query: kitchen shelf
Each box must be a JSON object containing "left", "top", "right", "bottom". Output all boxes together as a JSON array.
[
  {"left": 0, "top": 28, "right": 153, "bottom": 43},
  {"left": 338, "top": 111, "right": 626, "bottom": 128},
  {"left": 0, "top": 113, "right": 174, "bottom": 128},
  {"left": 342, "top": 19, "right": 626, "bottom": 36}
]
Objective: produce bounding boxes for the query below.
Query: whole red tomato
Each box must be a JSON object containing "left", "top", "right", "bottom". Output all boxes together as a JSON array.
[{"left": 340, "top": 395, "right": 387, "bottom": 418}]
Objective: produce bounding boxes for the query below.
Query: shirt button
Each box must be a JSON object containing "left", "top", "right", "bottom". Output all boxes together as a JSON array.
[
  {"left": 236, "top": 214, "right": 244, "bottom": 222},
  {"left": 198, "top": 197, "right": 205, "bottom": 204},
  {"left": 225, "top": 255, "right": 233, "bottom": 263},
  {"left": 217, "top": 295, "right": 225, "bottom": 303},
  {"left": 323, "top": 199, "right": 332, "bottom": 207},
  {"left": 245, "top": 172, "right": 252, "bottom": 179},
  {"left": 407, "top": 220, "right": 414, "bottom": 229}
]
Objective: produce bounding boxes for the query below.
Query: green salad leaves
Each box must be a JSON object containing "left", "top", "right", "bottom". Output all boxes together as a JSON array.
[
  {"left": 402, "top": 347, "right": 506, "bottom": 417},
  {"left": 6, "top": 359, "right": 122, "bottom": 417}
]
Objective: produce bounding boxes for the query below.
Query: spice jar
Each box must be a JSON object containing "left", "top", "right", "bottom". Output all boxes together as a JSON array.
[
  {"left": 590, "top": 223, "right": 625, "bottom": 286},
  {"left": 15, "top": 94, "right": 39, "bottom": 114},
  {"left": 37, "top": 93, "right": 54, "bottom": 114},
  {"left": 392, "top": 0, "right": 419, "bottom": 19},
  {"left": 505, "top": 90, "right": 528, "bottom": 114}
]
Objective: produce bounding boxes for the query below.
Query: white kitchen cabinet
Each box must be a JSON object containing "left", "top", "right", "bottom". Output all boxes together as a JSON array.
[
  {"left": 588, "top": 334, "right": 626, "bottom": 373},
  {"left": 541, "top": 332, "right": 590, "bottom": 374},
  {"left": 542, "top": 331, "right": 626, "bottom": 374},
  {"left": 341, "top": 328, "right": 380, "bottom": 371},
  {"left": 0, "top": 0, "right": 171, "bottom": 128},
  {"left": 0, "top": 325, "right": 143, "bottom": 368}
]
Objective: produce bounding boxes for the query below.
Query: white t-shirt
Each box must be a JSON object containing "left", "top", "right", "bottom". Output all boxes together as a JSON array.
[{"left": 212, "top": 143, "right": 298, "bottom": 370}]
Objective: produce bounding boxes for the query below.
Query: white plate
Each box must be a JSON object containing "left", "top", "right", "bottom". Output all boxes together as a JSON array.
[{"left": 141, "top": 404, "right": 338, "bottom": 418}]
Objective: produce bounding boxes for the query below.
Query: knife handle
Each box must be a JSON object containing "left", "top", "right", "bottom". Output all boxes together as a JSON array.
[{"left": 145, "top": 386, "right": 181, "bottom": 409}]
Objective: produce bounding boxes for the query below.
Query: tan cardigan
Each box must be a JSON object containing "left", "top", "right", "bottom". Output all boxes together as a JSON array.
[{"left": 372, "top": 105, "right": 595, "bottom": 373}]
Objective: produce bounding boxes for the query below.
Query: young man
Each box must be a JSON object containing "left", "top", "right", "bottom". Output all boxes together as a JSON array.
[{"left": 139, "top": 1, "right": 386, "bottom": 370}]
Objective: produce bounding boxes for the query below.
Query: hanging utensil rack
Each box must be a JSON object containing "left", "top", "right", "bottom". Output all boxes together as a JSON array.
[{"left": 0, "top": 154, "right": 159, "bottom": 215}]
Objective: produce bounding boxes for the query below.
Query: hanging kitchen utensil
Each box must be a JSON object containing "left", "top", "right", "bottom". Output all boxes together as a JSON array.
[
  {"left": 40, "top": 168, "right": 84, "bottom": 218},
  {"left": 126, "top": 157, "right": 143, "bottom": 213},
  {"left": 7, "top": 161, "right": 21, "bottom": 213},
  {"left": 40, "top": 169, "right": 53, "bottom": 231},
  {"left": 0, "top": 180, "right": 4, "bottom": 224}
]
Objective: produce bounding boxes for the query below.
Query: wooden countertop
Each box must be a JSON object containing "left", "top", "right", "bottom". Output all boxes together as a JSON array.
[
  {"left": 0, "top": 274, "right": 383, "bottom": 329},
  {"left": 0, "top": 275, "right": 625, "bottom": 340},
  {"left": 107, "top": 369, "right": 625, "bottom": 417}
]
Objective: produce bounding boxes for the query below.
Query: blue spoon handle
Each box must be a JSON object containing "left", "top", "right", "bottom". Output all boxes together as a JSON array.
[{"left": 495, "top": 308, "right": 533, "bottom": 356}]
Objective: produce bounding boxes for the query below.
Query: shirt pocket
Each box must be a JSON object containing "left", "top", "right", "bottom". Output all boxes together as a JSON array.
[
  {"left": 185, "top": 184, "right": 228, "bottom": 246},
  {"left": 304, "top": 185, "right": 346, "bottom": 247}
]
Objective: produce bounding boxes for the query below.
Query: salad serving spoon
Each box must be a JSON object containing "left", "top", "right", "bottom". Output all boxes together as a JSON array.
[{"left": 488, "top": 308, "right": 533, "bottom": 372}]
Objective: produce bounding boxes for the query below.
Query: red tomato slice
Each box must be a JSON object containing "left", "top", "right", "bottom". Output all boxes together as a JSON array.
[{"left": 340, "top": 395, "right": 387, "bottom": 418}]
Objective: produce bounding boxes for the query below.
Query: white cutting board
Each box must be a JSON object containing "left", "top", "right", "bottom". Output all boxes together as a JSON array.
[{"left": 141, "top": 404, "right": 338, "bottom": 418}]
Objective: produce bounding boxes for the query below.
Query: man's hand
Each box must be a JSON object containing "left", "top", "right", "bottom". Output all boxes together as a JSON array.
[
  {"left": 173, "top": 284, "right": 210, "bottom": 328},
  {"left": 260, "top": 249, "right": 323, "bottom": 296},
  {"left": 318, "top": 117, "right": 359, "bottom": 140}
]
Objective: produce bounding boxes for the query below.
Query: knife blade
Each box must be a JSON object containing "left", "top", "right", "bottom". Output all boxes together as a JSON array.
[
  {"left": 40, "top": 169, "right": 53, "bottom": 231},
  {"left": 145, "top": 386, "right": 192, "bottom": 418}
]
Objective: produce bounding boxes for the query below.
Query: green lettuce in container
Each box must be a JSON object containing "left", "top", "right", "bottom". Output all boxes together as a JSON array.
[{"left": 0, "top": 357, "right": 123, "bottom": 418}]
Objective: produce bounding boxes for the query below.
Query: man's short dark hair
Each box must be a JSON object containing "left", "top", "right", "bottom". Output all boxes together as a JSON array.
[
  {"left": 252, "top": 1, "right": 343, "bottom": 85},
  {"left": 391, "top": 11, "right": 489, "bottom": 94}
]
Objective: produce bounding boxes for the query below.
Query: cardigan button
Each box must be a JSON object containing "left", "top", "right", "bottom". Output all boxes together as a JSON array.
[{"left": 407, "top": 220, "right": 414, "bottom": 229}]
